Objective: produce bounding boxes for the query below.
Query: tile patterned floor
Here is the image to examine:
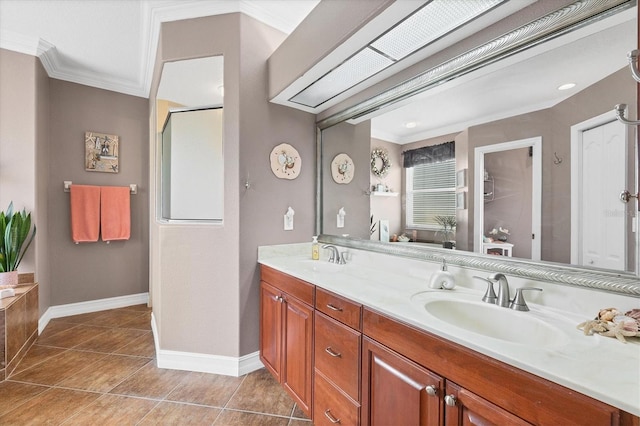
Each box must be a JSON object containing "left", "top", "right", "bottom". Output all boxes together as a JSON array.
[{"left": 1, "top": 305, "right": 312, "bottom": 425}]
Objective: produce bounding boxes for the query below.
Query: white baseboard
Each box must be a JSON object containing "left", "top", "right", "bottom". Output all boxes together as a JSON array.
[
  {"left": 39, "top": 292, "right": 149, "bottom": 334},
  {"left": 151, "top": 312, "right": 263, "bottom": 377}
]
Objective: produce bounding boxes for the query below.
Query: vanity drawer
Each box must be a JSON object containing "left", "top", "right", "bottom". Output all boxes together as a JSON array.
[
  {"left": 316, "top": 287, "right": 361, "bottom": 330},
  {"left": 260, "top": 265, "right": 314, "bottom": 306},
  {"left": 315, "top": 311, "right": 361, "bottom": 401},
  {"left": 314, "top": 370, "right": 360, "bottom": 426}
]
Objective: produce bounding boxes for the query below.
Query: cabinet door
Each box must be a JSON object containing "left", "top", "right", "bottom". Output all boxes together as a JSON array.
[
  {"left": 282, "top": 293, "right": 314, "bottom": 417},
  {"left": 362, "top": 337, "right": 443, "bottom": 426},
  {"left": 260, "top": 281, "right": 282, "bottom": 381},
  {"left": 444, "top": 381, "right": 531, "bottom": 426}
]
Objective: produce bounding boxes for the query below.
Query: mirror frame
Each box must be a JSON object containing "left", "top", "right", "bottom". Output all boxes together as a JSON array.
[{"left": 315, "top": 0, "right": 640, "bottom": 297}]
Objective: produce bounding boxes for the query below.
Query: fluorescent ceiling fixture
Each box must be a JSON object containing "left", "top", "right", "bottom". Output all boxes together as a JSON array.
[
  {"left": 372, "top": 0, "right": 502, "bottom": 60},
  {"left": 557, "top": 82, "right": 576, "bottom": 90},
  {"left": 290, "top": 0, "right": 503, "bottom": 108},
  {"left": 290, "top": 48, "right": 393, "bottom": 107}
]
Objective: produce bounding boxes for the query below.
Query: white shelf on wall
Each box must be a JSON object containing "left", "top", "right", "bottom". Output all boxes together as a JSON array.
[{"left": 371, "top": 191, "right": 399, "bottom": 197}]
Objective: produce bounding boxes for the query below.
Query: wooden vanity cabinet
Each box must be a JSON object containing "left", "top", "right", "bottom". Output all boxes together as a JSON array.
[
  {"left": 363, "top": 307, "right": 629, "bottom": 426},
  {"left": 313, "top": 288, "right": 363, "bottom": 426},
  {"left": 259, "top": 266, "right": 314, "bottom": 418},
  {"left": 260, "top": 266, "right": 638, "bottom": 425},
  {"left": 362, "top": 337, "right": 443, "bottom": 426},
  {"left": 444, "top": 381, "right": 531, "bottom": 426}
]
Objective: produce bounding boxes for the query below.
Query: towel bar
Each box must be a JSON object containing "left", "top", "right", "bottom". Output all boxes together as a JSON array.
[{"left": 64, "top": 181, "right": 137, "bottom": 194}]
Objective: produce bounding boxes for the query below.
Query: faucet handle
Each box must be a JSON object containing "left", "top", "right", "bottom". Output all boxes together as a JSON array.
[
  {"left": 322, "top": 244, "right": 336, "bottom": 262},
  {"left": 509, "top": 287, "right": 542, "bottom": 311},
  {"left": 473, "top": 276, "right": 497, "bottom": 304}
]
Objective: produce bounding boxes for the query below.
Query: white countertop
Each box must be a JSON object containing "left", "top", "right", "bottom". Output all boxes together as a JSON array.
[{"left": 258, "top": 243, "right": 640, "bottom": 416}]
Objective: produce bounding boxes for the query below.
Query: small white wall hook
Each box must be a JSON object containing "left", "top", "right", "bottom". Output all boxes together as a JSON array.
[
  {"left": 284, "top": 206, "right": 294, "bottom": 230},
  {"left": 337, "top": 207, "right": 346, "bottom": 228},
  {"left": 553, "top": 152, "right": 562, "bottom": 165}
]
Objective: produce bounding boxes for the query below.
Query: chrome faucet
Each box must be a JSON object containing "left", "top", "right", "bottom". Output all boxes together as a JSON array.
[
  {"left": 489, "top": 273, "right": 510, "bottom": 307},
  {"left": 476, "top": 273, "right": 543, "bottom": 311},
  {"left": 322, "top": 244, "right": 345, "bottom": 264}
]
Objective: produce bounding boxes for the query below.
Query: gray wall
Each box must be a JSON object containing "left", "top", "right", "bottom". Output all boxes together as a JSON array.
[
  {"left": 0, "top": 49, "right": 49, "bottom": 312},
  {"left": 322, "top": 121, "right": 371, "bottom": 239},
  {"left": 1, "top": 48, "right": 148, "bottom": 315},
  {"left": 48, "top": 79, "right": 149, "bottom": 305},
  {"left": 484, "top": 148, "right": 532, "bottom": 259},
  {"left": 466, "top": 68, "right": 635, "bottom": 264},
  {"left": 150, "top": 13, "right": 316, "bottom": 357},
  {"left": 369, "top": 138, "right": 402, "bottom": 240}
]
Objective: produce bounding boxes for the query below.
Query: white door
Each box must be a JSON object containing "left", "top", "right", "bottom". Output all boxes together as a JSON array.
[{"left": 580, "top": 120, "right": 626, "bottom": 270}]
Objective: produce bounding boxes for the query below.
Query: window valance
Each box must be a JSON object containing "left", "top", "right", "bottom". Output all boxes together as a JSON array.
[{"left": 403, "top": 141, "right": 455, "bottom": 168}]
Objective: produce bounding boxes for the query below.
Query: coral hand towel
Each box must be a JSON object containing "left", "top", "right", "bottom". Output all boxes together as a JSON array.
[
  {"left": 100, "top": 186, "right": 131, "bottom": 241},
  {"left": 70, "top": 185, "right": 101, "bottom": 243}
]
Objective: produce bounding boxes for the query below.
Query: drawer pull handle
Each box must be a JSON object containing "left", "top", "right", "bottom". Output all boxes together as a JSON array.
[
  {"left": 324, "top": 409, "right": 341, "bottom": 424},
  {"left": 326, "top": 303, "right": 343, "bottom": 312},
  {"left": 444, "top": 395, "right": 457, "bottom": 407},
  {"left": 325, "top": 347, "right": 342, "bottom": 357},
  {"left": 425, "top": 385, "right": 437, "bottom": 396}
]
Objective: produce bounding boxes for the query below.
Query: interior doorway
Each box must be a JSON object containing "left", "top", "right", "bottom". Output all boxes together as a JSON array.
[
  {"left": 474, "top": 137, "right": 542, "bottom": 260},
  {"left": 571, "top": 112, "right": 627, "bottom": 271}
]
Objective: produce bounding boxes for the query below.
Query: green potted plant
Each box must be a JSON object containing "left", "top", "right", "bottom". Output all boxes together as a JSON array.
[
  {"left": 0, "top": 202, "right": 36, "bottom": 287},
  {"left": 434, "top": 215, "right": 456, "bottom": 249}
]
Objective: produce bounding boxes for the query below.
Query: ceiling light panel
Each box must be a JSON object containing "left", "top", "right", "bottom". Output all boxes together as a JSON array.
[
  {"left": 289, "top": 0, "right": 504, "bottom": 109},
  {"left": 290, "top": 47, "right": 393, "bottom": 108},
  {"left": 371, "top": 0, "right": 503, "bottom": 60}
]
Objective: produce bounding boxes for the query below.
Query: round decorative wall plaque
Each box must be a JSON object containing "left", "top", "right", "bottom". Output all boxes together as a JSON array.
[
  {"left": 331, "top": 153, "right": 354, "bottom": 184},
  {"left": 270, "top": 143, "right": 301, "bottom": 180}
]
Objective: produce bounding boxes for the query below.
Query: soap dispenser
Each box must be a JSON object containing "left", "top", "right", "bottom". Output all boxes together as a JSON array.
[
  {"left": 428, "top": 259, "right": 456, "bottom": 289},
  {"left": 312, "top": 236, "right": 320, "bottom": 260}
]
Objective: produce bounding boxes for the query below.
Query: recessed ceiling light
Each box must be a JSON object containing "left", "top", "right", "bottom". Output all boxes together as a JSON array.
[
  {"left": 405, "top": 121, "right": 418, "bottom": 128},
  {"left": 557, "top": 83, "right": 576, "bottom": 91}
]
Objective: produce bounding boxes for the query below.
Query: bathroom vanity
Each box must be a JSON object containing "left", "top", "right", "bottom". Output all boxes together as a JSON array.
[{"left": 258, "top": 245, "right": 640, "bottom": 425}]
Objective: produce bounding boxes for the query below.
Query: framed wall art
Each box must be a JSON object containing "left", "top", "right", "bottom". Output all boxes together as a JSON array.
[{"left": 85, "top": 131, "right": 119, "bottom": 173}]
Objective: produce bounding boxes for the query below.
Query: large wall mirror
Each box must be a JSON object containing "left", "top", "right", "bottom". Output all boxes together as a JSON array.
[
  {"left": 318, "top": 0, "right": 639, "bottom": 295},
  {"left": 156, "top": 56, "right": 224, "bottom": 222}
]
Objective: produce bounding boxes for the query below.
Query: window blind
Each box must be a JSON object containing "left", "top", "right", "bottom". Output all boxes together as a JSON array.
[{"left": 406, "top": 158, "right": 456, "bottom": 228}]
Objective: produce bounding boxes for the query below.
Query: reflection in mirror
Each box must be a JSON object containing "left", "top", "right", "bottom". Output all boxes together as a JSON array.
[
  {"left": 320, "top": 3, "right": 638, "bottom": 275},
  {"left": 156, "top": 56, "right": 224, "bottom": 222},
  {"left": 161, "top": 107, "right": 223, "bottom": 221}
]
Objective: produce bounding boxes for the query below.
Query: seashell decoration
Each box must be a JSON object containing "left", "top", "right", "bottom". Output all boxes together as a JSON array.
[{"left": 577, "top": 307, "right": 640, "bottom": 343}]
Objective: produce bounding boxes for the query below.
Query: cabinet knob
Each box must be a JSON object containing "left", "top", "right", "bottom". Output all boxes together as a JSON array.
[
  {"left": 444, "top": 395, "right": 457, "bottom": 407},
  {"left": 275, "top": 296, "right": 284, "bottom": 303},
  {"left": 425, "top": 385, "right": 438, "bottom": 396},
  {"left": 324, "top": 409, "right": 341, "bottom": 424},
  {"left": 325, "top": 347, "right": 342, "bottom": 357},
  {"left": 326, "top": 303, "right": 343, "bottom": 312}
]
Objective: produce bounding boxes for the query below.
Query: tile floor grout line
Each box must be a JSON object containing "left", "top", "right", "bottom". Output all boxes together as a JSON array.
[
  {"left": 132, "top": 398, "right": 165, "bottom": 426},
  {"left": 7, "top": 347, "right": 72, "bottom": 378},
  {"left": 220, "top": 371, "right": 248, "bottom": 410},
  {"left": 4, "top": 306, "right": 311, "bottom": 424}
]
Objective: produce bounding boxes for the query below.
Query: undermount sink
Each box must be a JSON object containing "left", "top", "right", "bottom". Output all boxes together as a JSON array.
[
  {"left": 298, "top": 260, "right": 343, "bottom": 273},
  {"left": 413, "top": 292, "right": 570, "bottom": 347}
]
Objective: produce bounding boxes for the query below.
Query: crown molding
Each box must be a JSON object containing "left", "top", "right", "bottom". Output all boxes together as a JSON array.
[{"left": 1, "top": 0, "right": 308, "bottom": 99}]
